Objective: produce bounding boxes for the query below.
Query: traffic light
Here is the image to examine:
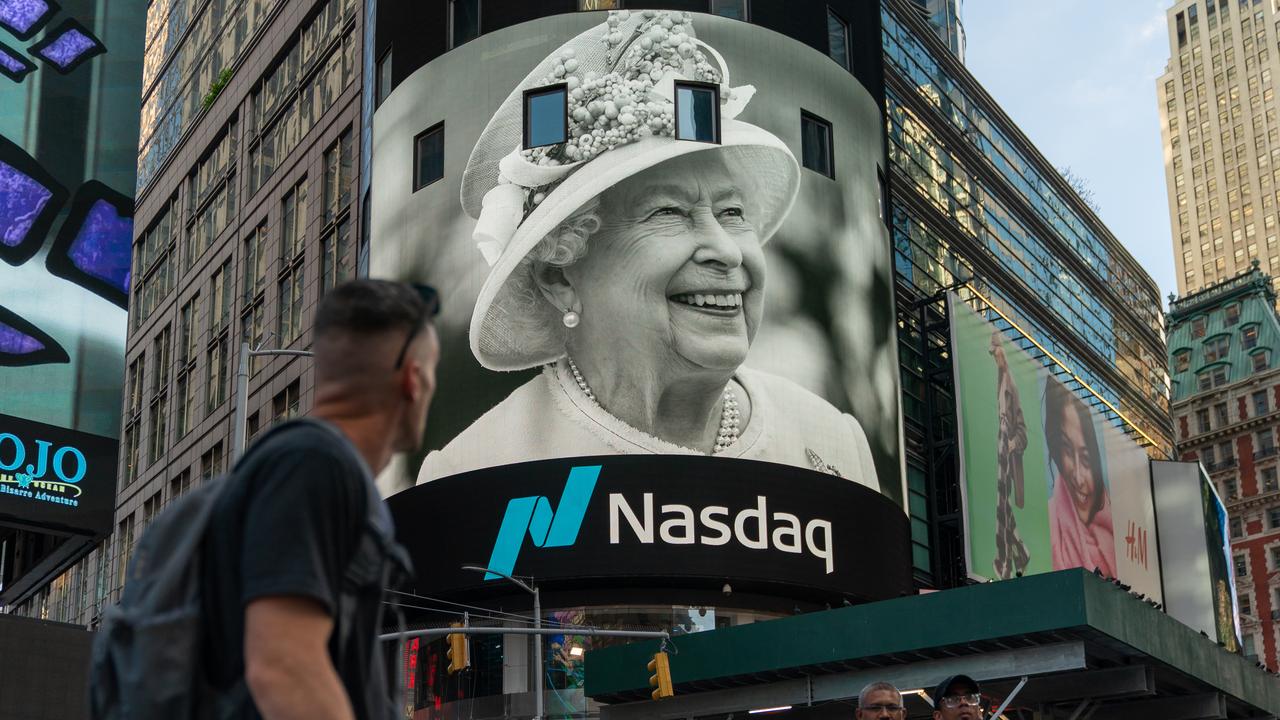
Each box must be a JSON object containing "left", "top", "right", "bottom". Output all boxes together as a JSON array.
[
  {"left": 647, "top": 651, "right": 674, "bottom": 700},
  {"left": 446, "top": 624, "right": 469, "bottom": 674}
]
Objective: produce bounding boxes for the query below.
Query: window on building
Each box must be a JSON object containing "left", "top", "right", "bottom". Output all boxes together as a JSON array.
[
  {"left": 324, "top": 130, "right": 353, "bottom": 224},
  {"left": 273, "top": 380, "right": 302, "bottom": 422},
  {"left": 1270, "top": 507, "right": 1280, "bottom": 529},
  {"left": 414, "top": 123, "right": 445, "bottom": 191},
  {"left": 1198, "top": 365, "right": 1229, "bottom": 390},
  {"left": 114, "top": 514, "right": 135, "bottom": 599},
  {"left": 278, "top": 265, "right": 304, "bottom": 346},
  {"left": 1272, "top": 546, "right": 1280, "bottom": 571},
  {"left": 1192, "top": 316, "right": 1208, "bottom": 338},
  {"left": 1244, "top": 633, "right": 1258, "bottom": 660},
  {"left": 169, "top": 468, "right": 192, "bottom": 504},
  {"left": 1205, "top": 335, "right": 1230, "bottom": 362},
  {"left": 1203, "top": 446, "right": 1217, "bottom": 467},
  {"left": 1264, "top": 467, "right": 1279, "bottom": 492},
  {"left": 1224, "top": 477, "right": 1238, "bottom": 499},
  {"left": 523, "top": 84, "right": 568, "bottom": 149},
  {"left": 1253, "top": 350, "right": 1269, "bottom": 372},
  {"left": 826, "top": 7, "right": 849, "bottom": 70},
  {"left": 674, "top": 81, "right": 720, "bottom": 144},
  {"left": 282, "top": 180, "right": 307, "bottom": 263},
  {"left": 801, "top": 111, "right": 833, "bottom": 179},
  {"left": 710, "top": 0, "right": 747, "bottom": 20},
  {"left": 1197, "top": 407, "right": 1211, "bottom": 433},
  {"left": 1236, "top": 553, "right": 1249, "bottom": 577},
  {"left": 205, "top": 333, "right": 228, "bottom": 415},
  {"left": 175, "top": 295, "right": 199, "bottom": 438},
  {"left": 321, "top": 217, "right": 354, "bottom": 294},
  {"left": 1243, "top": 324, "right": 1260, "bottom": 349},
  {"left": 147, "top": 326, "right": 171, "bottom": 465},
  {"left": 449, "top": 0, "right": 480, "bottom": 49},
  {"left": 376, "top": 47, "right": 392, "bottom": 108},
  {"left": 1231, "top": 516, "right": 1243, "bottom": 538},
  {"left": 1174, "top": 350, "right": 1191, "bottom": 373},
  {"left": 1240, "top": 591, "right": 1252, "bottom": 617},
  {"left": 209, "top": 259, "right": 234, "bottom": 335},
  {"left": 1225, "top": 303, "right": 1241, "bottom": 325},
  {"left": 200, "top": 443, "right": 224, "bottom": 482},
  {"left": 1215, "top": 402, "right": 1230, "bottom": 426},
  {"left": 1258, "top": 429, "right": 1277, "bottom": 455},
  {"left": 1255, "top": 390, "right": 1269, "bottom": 416}
]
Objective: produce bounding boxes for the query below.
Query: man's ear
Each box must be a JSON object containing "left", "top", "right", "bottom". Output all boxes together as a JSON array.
[{"left": 531, "top": 260, "right": 580, "bottom": 315}]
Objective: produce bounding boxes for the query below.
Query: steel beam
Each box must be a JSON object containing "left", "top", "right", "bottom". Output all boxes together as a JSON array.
[{"left": 1088, "top": 692, "right": 1226, "bottom": 720}]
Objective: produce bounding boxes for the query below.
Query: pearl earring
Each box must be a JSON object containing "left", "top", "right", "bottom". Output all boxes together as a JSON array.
[{"left": 562, "top": 310, "right": 580, "bottom": 328}]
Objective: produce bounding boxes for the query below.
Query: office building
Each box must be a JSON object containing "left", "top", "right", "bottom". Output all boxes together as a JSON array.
[
  {"left": 1159, "top": 0, "right": 1280, "bottom": 296},
  {"left": 1169, "top": 261, "right": 1280, "bottom": 668}
]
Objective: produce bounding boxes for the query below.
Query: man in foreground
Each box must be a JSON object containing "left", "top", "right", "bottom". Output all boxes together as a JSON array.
[
  {"left": 204, "top": 280, "right": 440, "bottom": 719},
  {"left": 857, "top": 681, "right": 905, "bottom": 718}
]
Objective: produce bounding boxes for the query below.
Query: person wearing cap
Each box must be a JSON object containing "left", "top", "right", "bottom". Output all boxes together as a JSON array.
[
  {"left": 932, "top": 674, "right": 984, "bottom": 720},
  {"left": 416, "top": 9, "right": 879, "bottom": 489},
  {"left": 856, "top": 681, "right": 905, "bottom": 719}
]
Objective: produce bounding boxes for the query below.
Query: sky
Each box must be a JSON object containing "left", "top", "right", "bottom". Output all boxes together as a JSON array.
[{"left": 962, "top": 1, "right": 1178, "bottom": 305}]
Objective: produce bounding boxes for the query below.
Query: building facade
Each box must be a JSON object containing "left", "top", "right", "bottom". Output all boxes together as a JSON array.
[
  {"left": 884, "top": 0, "right": 1173, "bottom": 587},
  {"left": 9, "top": 0, "right": 364, "bottom": 621},
  {"left": 1169, "top": 262, "right": 1280, "bottom": 668},
  {"left": 1159, "top": 0, "right": 1280, "bottom": 297},
  {"left": 907, "top": 0, "right": 965, "bottom": 62}
]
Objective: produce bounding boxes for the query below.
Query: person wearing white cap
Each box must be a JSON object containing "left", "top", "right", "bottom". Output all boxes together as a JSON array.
[{"left": 417, "top": 10, "right": 879, "bottom": 490}]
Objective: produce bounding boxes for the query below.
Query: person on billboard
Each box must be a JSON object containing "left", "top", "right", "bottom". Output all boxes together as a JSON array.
[
  {"left": 991, "top": 332, "right": 1030, "bottom": 579},
  {"left": 1044, "top": 380, "right": 1116, "bottom": 577},
  {"left": 416, "top": 10, "right": 878, "bottom": 490}
]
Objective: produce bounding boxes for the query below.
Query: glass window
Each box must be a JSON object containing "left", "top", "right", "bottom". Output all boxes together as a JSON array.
[
  {"left": 674, "top": 82, "right": 719, "bottom": 144},
  {"left": 376, "top": 47, "right": 392, "bottom": 108},
  {"left": 826, "top": 7, "right": 849, "bottom": 70},
  {"left": 450, "top": 0, "right": 479, "bottom": 49},
  {"left": 1258, "top": 428, "right": 1276, "bottom": 453},
  {"left": 1231, "top": 516, "right": 1243, "bottom": 538},
  {"left": 1175, "top": 350, "right": 1191, "bottom": 372},
  {"left": 710, "top": 0, "right": 747, "bottom": 20},
  {"left": 524, "top": 85, "right": 568, "bottom": 149},
  {"left": 1255, "top": 390, "right": 1269, "bottom": 416},
  {"left": 1205, "top": 335, "right": 1230, "bottom": 362},
  {"left": 1236, "top": 553, "right": 1249, "bottom": 577},
  {"left": 1192, "top": 316, "right": 1207, "bottom": 337},
  {"left": 1225, "top": 303, "right": 1241, "bottom": 325},
  {"left": 1243, "top": 325, "right": 1259, "bottom": 349},
  {"left": 1215, "top": 402, "right": 1230, "bottom": 426},
  {"left": 801, "top": 111, "right": 833, "bottom": 178},
  {"left": 1271, "top": 507, "right": 1280, "bottom": 529},
  {"left": 414, "top": 123, "right": 445, "bottom": 191},
  {"left": 1264, "top": 467, "right": 1279, "bottom": 492},
  {"left": 1224, "top": 477, "right": 1238, "bottom": 499},
  {"left": 1197, "top": 408, "right": 1211, "bottom": 433}
]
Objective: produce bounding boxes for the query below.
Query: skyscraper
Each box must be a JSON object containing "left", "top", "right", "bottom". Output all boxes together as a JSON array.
[{"left": 1159, "top": 0, "right": 1280, "bottom": 296}]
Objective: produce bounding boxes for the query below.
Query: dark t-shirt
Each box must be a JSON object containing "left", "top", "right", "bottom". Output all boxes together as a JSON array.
[{"left": 204, "top": 419, "right": 400, "bottom": 720}]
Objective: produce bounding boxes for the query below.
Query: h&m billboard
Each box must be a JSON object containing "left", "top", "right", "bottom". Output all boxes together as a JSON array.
[
  {"left": 372, "top": 10, "right": 905, "bottom": 599},
  {"left": 949, "top": 294, "right": 1163, "bottom": 603}
]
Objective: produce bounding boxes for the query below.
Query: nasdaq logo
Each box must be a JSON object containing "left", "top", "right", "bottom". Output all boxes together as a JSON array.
[{"left": 483, "top": 465, "right": 601, "bottom": 580}]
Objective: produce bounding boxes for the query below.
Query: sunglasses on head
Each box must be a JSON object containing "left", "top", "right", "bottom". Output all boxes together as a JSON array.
[{"left": 393, "top": 283, "right": 440, "bottom": 370}]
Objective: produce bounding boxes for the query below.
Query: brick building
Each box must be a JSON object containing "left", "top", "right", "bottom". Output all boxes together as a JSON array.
[{"left": 1169, "top": 261, "right": 1280, "bottom": 668}]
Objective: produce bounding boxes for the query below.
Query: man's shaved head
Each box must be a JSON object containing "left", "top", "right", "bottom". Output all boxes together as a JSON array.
[{"left": 313, "top": 280, "right": 438, "bottom": 386}]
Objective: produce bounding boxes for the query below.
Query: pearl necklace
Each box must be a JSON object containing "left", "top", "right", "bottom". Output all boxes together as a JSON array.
[{"left": 565, "top": 357, "right": 740, "bottom": 454}]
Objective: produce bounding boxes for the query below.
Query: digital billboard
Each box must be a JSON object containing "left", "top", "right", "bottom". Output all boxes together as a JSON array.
[
  {"left": 0, "top": 0, "right": 139, "bottom": 539},
  {"left": 950, "top": 295, "right": 1163, "bottom": 602},
  {"left": 1151, "top": 460, "right": 1241, "bottom": 651},
  {"left": 372, "top": 10, "right": 903, "bottom": 519}
]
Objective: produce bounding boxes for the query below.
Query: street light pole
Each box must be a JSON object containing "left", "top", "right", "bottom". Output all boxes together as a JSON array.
[
  {"left": 462, "top": 564, "right": 542, "bottom": 720},
  {"left": 232, "top": 340, "right": 315, "bottom": 462}
]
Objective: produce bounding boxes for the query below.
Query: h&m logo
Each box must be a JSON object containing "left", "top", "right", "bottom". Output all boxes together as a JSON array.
[{"left": 483, "top": 465, "right": 601, "bottom": 580}]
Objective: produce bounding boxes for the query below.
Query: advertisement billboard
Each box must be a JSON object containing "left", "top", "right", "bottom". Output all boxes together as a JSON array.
[
  {"left": 950, "top": 295, "right": 1163, "bottom": 602},
  {"left": 386, "top": 455, "right": 913, "bottom": 604},
  {"left": 1151, "top": 460, "right": 1240, "bottom": 650},
  {"left": 0, "top": 0, "right": 139, "bottom": 538},
  {"left": 371, "top": 9, "right": 902, "bottom": 515}
]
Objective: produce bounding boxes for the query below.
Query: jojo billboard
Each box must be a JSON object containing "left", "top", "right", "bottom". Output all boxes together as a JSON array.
[
  {"left": 372, "top": 10, "right": 904, "bottom": 600},
  {"left": 950, "top": 295, "right": 1163, "bottom": 602}
]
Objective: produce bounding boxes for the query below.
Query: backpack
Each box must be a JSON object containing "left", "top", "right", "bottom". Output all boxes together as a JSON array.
[{"left": 87, "top": 419, "right": 412, "bottom": 720}]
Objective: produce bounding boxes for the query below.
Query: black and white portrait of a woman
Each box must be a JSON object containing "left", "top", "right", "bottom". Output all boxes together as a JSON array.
[{"left": 400, "top": 11, "right": 895, "bottom": 493}]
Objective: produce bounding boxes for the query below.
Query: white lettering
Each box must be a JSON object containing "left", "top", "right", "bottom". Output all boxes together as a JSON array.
[
  {"left": 659, "top": 504, "right": 696, "bottom": 544},
  {"left": 771, "top": 512, "right": 803, "bottom": 553},
  {"left": 805, "top": 519, "right": 834, "bottom": 574},
  {"left": 734, "top": 496, "right": 768, "bottom": 550},
  {"left": 609, "top": 492, "right": 653, "bottom": 543},
  {"left": 699, "top": 506, "right": 731, "bottom": 546}
]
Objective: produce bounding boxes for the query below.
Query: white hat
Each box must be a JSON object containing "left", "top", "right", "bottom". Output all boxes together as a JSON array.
[{"left": 461, "top": 9, "right": 801, "bottom": 371}]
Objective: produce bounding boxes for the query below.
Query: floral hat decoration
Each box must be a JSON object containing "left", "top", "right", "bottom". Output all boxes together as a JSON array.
[{"left": 462, "top": 10, "right": 801, "bottom": 371}]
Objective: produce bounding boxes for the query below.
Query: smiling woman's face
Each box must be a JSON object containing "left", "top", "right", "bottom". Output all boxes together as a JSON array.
[{"left": 563, "top": 152, "right": 766, "bottom": 374}]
